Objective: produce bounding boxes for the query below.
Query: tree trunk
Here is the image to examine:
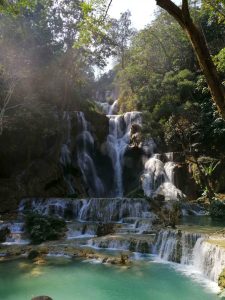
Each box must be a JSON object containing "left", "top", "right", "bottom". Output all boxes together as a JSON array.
[{"left": 156, "top": 0, "right": 225, "bottom": 120}]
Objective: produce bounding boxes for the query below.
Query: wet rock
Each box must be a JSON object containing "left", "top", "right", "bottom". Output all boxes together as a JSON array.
[
  {"left": 96, "top": 223, "right": 115, "bottom": 237},
  {"left": 31, "top": 296, "right": 53, "bottom": 300},
  {"left": 28, "top": 250, "right": 40, "bottom": 260},
  {"left": 0, "top": 226, "right": 10, "bottom": 243}
]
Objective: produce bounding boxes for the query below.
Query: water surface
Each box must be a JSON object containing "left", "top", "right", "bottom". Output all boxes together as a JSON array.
[{"left": 0, "top": 257, "right": 219, "bottom": 300}]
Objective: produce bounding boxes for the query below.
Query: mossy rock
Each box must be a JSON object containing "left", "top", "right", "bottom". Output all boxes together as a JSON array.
[
  {"left": 219, "top": 269, "right": 225, "bottom": 289},
  {"left": 28, "top": 250, "right": 40, "bottom": 260}
]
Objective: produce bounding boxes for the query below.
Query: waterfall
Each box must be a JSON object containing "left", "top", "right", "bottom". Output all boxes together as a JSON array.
[
  {"left": 96, "top": 99, "right": 118, "bottom": 115},
  {"left": 155, "top": 230, "right": 203, "bottom": 264},
  {"left": 142, "top": 156, "right": 184, "bottom": 201},
  {"left": 108, "top": 99, "right": 118, "bottom": 115},
  {"left": 87, "top": 236, "right": 152, "bottom": 253},
  {"left": 154, "top": 229, "right": 225, "bottom": 285},
  {"left": 192, "top": 238, "right": 225, "bottom": 282},
  {"left": 60, "top": 111, "right": 105, "bottom": 197},
  {"left": 60, "top": 112, "right": 76, "bottom": 195},
  {"left": 106, "top": 112, "right": 142, "bottom": 197},
  {"left": 0, "top": 222, "right": 29, "bottom": 245},
  {"left": 67, "top": 222, "right": 97, "bottom": 239},
  {"left": 76, "top": 112, "right": 105, "bottom": 197},
  {"left": 19, "top": 197, "right": 152, "bottom": 223}
]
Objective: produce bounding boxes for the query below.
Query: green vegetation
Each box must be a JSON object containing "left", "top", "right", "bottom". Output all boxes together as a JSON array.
[
  {"left": 25, "top": 213, "right": 67, "bottom": 244},
  {"left": 96, "top": 3, "right": 225, "bottom": 200}
]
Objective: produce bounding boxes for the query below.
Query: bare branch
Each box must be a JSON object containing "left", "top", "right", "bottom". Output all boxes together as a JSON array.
[{"left": 104, "top": 0, "right": 113, "bottom": 20}]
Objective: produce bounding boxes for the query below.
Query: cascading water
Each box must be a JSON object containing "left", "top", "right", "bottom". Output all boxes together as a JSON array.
[
  {"left": 155, "top": 229, "right": 202, "bottom": 263},
  {"left": 87, "top": 236, "right": 153, "bottom": 253},
  {"left": 76, "top": 112, "right": 105, "bottom": 197},
  {"left": 60, "top": 111, "right": 105, "bottom": 197},
  {"left": 19, "top": 197, "right": 152, "bottom": 223},
  {"left": 154, "top": 229, "right": 225, "bottom": 286},
  {"left": 192, "top": 238, "right": 225, "bottom": 282},
  {"left": 0, "top": 222, "right": 28, "bottom": 245},
  {"left": 106, "top": 111, "right": 142, "bottom": 197},
  {"left": 60, "top": 112, "right": 76, "bottom": 195},
  {"left": 142, "top": 155, "right": 184, "bottom": 201}
]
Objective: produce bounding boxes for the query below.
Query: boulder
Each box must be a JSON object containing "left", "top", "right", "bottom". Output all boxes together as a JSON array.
[
  {"left": 0, "top": 226, "right": 10, "bottom": 243},
  {"left": 32, "top": 297, "right": 53, "bottom": 300}
]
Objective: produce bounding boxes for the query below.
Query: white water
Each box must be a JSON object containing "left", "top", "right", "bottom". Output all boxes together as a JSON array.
[
  {"left": 87, "top": 236, "right": 152, "bottom": 253},
  {"left": 155, "top": 229, "right": 225, "bottom": 288},
  {"left": 193, "top": 238, "right": 225, "bottom": 282},
  {"left": 1, "top": 222, "right": 29, "bottom": 245},
  {"left": 96, "top": 99, "right": 118, "bottom": 115},
  {"left": 60, "top": 112, "right": 76, "bottom": 194},
  {"left": 60, "top": 111, "right": 105, "bottom": 197},
  {"left": 76, "top": 112, "right": 105, "bottom": 197},
  {"left": 142, "top": 156, "right": 185, "bottom": 201},
  {"left": 106, "top": 111, "right": 142, "bottom": 197},
  {"left": 19, "top": 197, "right": 152, "bottom": 223}
]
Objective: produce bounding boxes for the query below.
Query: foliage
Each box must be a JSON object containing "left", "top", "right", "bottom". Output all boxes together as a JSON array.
[
  {"left": 202, "top": 0, "right": 225, "bottom": 24},
  {"left": 25, "top": 213, "right": 67, "bottom": 244},
  {"left": 210, "top": 199, "right": 225, "bottom": 218},
  {"left": 0, "top": 0, "right": 36, "bottom": 15}
]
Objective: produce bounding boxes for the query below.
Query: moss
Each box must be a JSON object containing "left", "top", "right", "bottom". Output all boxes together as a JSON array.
[
  {"left": 210, "top": 200, "right": 225, "bottom": 218},
  {"left": 219, "top": 269, "right": 225, "bottom": 289}
]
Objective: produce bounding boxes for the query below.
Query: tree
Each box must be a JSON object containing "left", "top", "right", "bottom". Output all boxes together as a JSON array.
[
  {"left": 156, "top": 0, "right": 225, "bottom": 119},
  {"left": 0, "top": 69, "right": 18, "bottom": 135},
  {"left": 202, "top": 0, "right": 225, "bottom": 23},
  {"left": 109, "top": 11, "right": 135, "bottom": 68},
  {"left": 0, "top": 0, "right": 35, "bottom": 14}
]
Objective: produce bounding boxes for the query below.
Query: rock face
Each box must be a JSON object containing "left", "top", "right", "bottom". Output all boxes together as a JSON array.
[
  {"left": 0, "top": 109, "right": 110, "bottom": 213},
  {"left": 0, "top": 226, "right": 10, "bottom": 242},
  {"left": 173, "top": 163, "right": 200, "bottom": 200}
]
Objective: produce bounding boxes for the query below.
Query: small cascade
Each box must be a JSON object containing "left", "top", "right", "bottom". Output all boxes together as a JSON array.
[
  {"left": 192, "top": 238, "right": 225, "bottom": 282},
  {"left": 96, "top": 99, "right": 118, "bottom": 115},
  {"left": 76, "top": 112, "right": 105, "bottom": 197},
  {"left": 142, "top": 155, "right": 184, "bottom": 201},
  {"left": 164, "top": 161, "right": 176, "bottom": 183},
  {"left": 60, "top": 112, "right": 76, "bottom": 195},
  {"left": 0, "top": 222, "right": 28, "bottom": 245},
  {"left": 108, "top": 99, "right": 118, "bottom": 115},
  {"left": 95, "top": 101, "right": 111, "bottom": 114},
  {"left": 181, "top": 203, "right": 207, "bottom": 216},
  {"left": 154, "top": 229, "right": 225, "bottom": 285},
  {"left": 155, "top": 229, "right": 203, "bottom": 263},
  {"left": 19, "top": 197, "right": 152, "bottom": 223},
  {"left": 87, "top": 236, "right": 153, "bottom": 253},
  {"left": 66, "top": 222, "right": 97, "bottom": 239},
  {"left": 106, "top": 112, "right": 142, "bottom": 197}
]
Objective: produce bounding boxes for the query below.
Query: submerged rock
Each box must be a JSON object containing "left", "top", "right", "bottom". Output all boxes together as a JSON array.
[{"left": 32, "top": 296, "right": 53, "bottom": 300}]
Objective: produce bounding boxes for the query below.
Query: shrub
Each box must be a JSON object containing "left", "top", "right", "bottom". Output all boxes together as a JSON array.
[
  {"left": 25, "top": 213, "right": 67, "bottom": 244},
  {"left": 210, "top": 200, "right": 225, "bottom": 218}
]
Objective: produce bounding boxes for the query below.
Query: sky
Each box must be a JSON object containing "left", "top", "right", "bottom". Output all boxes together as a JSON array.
[
  {"left": 96, "top": 0, "right": 181, "bottom": 75},
  {"left": 108, "top": 0, "right": 181, "bottom": 30},
  {"left": 108, "top": 0, "right": 159, "bottom": 29}
]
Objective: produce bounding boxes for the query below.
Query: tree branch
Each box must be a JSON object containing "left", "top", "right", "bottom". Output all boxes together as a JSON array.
[
  {"left": 104, "top": 0, "right": 113, "bottom": 20},
  {"left": 156, "top": 0, "right": 185, "bottom": 28},
  {"left": 182, "top": 0, "right": 191, "bottom": 22}
]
